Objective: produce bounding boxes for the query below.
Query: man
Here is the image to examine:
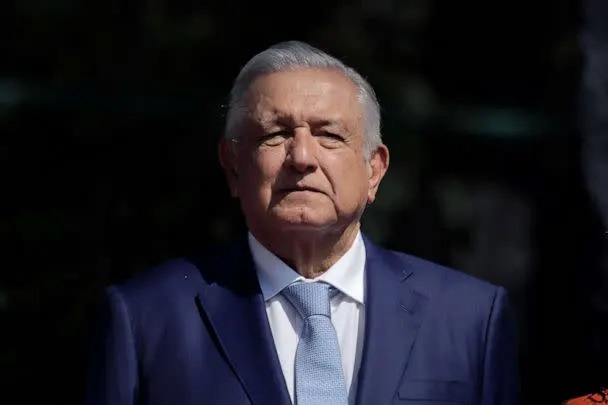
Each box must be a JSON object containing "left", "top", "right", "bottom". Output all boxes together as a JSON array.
[{"left": 85, "top": 41, "right": 519, "bottom": 405}]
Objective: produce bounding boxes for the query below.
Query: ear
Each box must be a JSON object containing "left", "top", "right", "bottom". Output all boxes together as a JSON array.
[
  {"left": 218, "top": 138, "right": 239, "bottom": 198},
  {"left": 366, "top": 144, "right": 389, "bottom": 204}
]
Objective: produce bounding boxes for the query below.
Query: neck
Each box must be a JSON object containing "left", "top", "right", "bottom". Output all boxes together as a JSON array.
[{"left": 252, "top": 223, "right": 360, "bottom": 278}]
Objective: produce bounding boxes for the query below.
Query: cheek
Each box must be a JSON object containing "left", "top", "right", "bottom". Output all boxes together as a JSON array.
[
  {"left": 251, "top": 152, "right": 286, "bottom": 190},
  {"left": 328, "top": 156, "right": 370, "bottom": 199},
  {"left": 238, "top": 150, "right": 284, "bottom": 190},
  {"left": 256, "top": 151, "right": 284, "bottom": 176}
]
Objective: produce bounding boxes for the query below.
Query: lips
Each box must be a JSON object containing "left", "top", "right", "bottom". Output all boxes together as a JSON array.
[{"left": 280, "top": 185, "right": 323, "bottom": 194}]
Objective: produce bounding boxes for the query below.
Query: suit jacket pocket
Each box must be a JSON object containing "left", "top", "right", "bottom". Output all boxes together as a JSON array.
[{"left": 397, "top": 380, "right": 468, "bottom": 403}]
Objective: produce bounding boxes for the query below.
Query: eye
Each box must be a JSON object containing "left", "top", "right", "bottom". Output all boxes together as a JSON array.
[
  {"left": 317, "top": 131, "right": 344, "bottom": 147},
  {"left": 259, "top": 130, "right": 290, "bottom": 146},
  {"left": 322, "top": 132, "right": 342, "bottom": 140}
]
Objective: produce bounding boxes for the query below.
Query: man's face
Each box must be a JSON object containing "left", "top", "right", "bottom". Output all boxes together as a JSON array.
[{"left": 220, "top": 68, "right": 388, "bottom": 236}]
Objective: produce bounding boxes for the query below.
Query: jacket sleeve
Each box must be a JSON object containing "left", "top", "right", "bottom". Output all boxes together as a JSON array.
[
  {"left": 480, "top": 287, "right": 521, "bottom": 405},
  {"left": 84, "top": 286, "right": 138, "bottom": 405}
]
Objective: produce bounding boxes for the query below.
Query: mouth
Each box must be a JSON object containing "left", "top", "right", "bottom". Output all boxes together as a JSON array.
[{"left": 280, "top": 186, "right": 323, "bottom": 194}]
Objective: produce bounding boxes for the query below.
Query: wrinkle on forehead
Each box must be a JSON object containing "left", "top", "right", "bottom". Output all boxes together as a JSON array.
[{"left": 244, "top": 68, "right": 364, "bottom": 132}]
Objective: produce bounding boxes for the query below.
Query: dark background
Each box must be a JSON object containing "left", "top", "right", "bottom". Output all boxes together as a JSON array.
[{"left": 2, "top": 0, "right": 607, "bottom": 404}]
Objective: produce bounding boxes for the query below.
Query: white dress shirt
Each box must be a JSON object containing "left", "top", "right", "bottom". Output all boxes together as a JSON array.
[{"left": 248, "top": 231, "right": 366, "bottom": 405}]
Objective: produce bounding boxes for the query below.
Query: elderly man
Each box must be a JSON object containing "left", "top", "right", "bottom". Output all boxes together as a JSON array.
[{"left": 85, "top": 41, "right": 519, "bottom": 405}]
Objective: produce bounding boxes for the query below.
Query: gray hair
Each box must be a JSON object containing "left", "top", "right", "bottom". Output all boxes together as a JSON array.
[{"left": 224, "top": 40, "right": 382, "bottom": 158}]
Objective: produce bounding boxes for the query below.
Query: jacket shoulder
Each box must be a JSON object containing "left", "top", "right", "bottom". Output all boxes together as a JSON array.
[
  {"left": 368, "top": 239, "right": 505, "bottom": 309},
  {"left": 393, "top": 249, "right": 499, "bottom": 294},
  {"left": 108, "top": 239, "right": 249, "bottom": 307}
]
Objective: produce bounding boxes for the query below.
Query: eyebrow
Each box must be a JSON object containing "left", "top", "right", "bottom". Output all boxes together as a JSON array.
[
  {"left": 257, "top": 116, "right": 346, "bottom": 131},
  {"left": 310, "top": 119, "right": 345, "bottom": 129}
]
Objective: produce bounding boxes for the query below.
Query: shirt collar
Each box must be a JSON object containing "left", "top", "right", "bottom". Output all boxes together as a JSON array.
[{"left": 248, "top": 231, "right": 366, "bottom": 305}]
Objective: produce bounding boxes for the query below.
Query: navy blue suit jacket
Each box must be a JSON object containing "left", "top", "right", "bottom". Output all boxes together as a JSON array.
[{"left": 84, "top": 235, "right": 519, "bottom": 405}]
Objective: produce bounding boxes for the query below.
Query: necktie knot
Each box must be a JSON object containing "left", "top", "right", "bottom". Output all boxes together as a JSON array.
[{"left": 282, "top": 282, "right": 331, "bottom": 319}]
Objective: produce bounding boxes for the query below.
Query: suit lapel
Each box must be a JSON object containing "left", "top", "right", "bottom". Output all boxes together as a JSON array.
[
  {"left": 356, "top": 236, "right": 428, "bottom": 405},
  {"left": 194, "top": 242, "right": 291, "bottom": 405}
]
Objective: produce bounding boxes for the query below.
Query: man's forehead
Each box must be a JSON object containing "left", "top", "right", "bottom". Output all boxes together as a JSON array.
[
  {"left": 255, "top": 111, "right": 349, "bottom": 128},
  {"left": 246, "top": 69, "right": 358, "bottom": 102}
]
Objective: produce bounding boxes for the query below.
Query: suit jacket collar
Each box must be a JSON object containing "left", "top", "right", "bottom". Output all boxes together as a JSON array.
[
  {"left": 193, "top": 234, "right": 428, "bottom": 405},
  {"left": 194, "top": 239, "right": 292, "bottom": 405},
  {"left": 355, "top": 234, "right": 428, "bottom": 404}
]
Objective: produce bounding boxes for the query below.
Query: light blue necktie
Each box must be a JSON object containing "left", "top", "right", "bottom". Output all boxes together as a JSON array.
[{"left": 282, "top": 282, "right": 349, "bottom": 405}]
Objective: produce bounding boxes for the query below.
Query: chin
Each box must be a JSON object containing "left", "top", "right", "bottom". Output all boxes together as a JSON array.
[{"left": 270, "top": 208, "right": 336, "bottom": 231}]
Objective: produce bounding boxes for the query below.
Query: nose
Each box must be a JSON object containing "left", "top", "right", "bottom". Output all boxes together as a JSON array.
[{"left": 287, "top": 128, "right": 318, "bottom": 173}]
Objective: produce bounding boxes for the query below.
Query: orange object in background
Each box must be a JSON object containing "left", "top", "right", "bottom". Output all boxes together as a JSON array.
[{"left": 562, "top": 389, "right": 608, "bottom": 404}]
